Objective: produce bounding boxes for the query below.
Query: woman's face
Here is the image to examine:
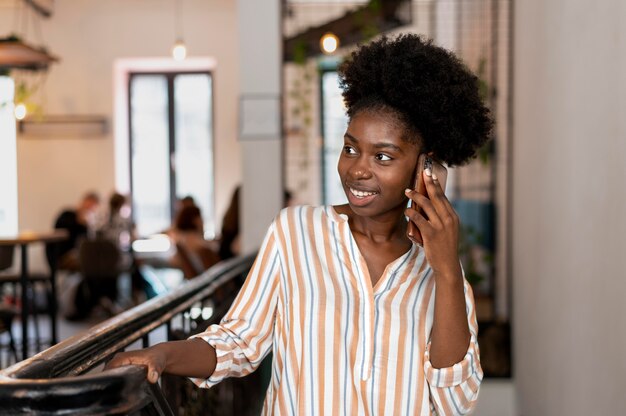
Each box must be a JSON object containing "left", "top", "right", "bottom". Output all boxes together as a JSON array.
[{"left": 337, "top": 110, "right": 420, "bottom": 219}]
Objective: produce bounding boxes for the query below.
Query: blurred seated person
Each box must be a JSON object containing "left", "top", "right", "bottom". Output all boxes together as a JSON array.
[
  {"left": 167, "top": 205, "right": 219, "bottom": 279},
  {"left": 218, "top": 187, "right": 293, "bottom": 261},
  {"left": 47, "top": 191, "right": 100, "bottom": 271},
  {"left": 97, "top": 192, "right": 134, "bottom": 251},
  {"left": 179, "top": 195, "right": 197, "bottom": 210},
  {"left": 218, "top": 187, "right": 240, "bottom": 261},
  {"left": 160, "top": 195, "right": 198, "bottom": 237}
]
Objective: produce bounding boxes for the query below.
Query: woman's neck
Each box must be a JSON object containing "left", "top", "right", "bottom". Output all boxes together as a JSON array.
[{"left": 335, "top": 204, "right": 408, "bottom": 244}]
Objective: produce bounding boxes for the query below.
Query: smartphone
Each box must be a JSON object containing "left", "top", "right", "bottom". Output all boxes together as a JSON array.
[{"left": 407, "top": 154, "right": 448, "bottom": 246}]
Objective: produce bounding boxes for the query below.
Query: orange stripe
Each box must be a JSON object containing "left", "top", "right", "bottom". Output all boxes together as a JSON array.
[
  {"left": 375, "top": 297, "right": 392, "bottom": 414},
  {"left": 275, "top": 213, "right": 301, "bottom": 414},
  {"left": 467, "top": 373, "right": 479, "bottom": 394},
  {"left": 321, "top": 212, "right": 342, "bottom": 416},
  {"left": 306, "top": 209, "right": 328, "bottom": 413},
  {"left": 413, "top": 273, "right": 435, "bottom": 414},
  {"left": 453, "top": 383, "right": 471, "bottom": 410},
  {"left": 466, "top": 282, "right": 479, "bottom": 335},
  {"left": 390, "top": 254, "right": 426, "bottom": 412},
  {"left": 341, "top": 220, "right": 362, "bottom": 408},
  {"left": 225, "top": 234, "right": 276, "bottom": 333},
  {"left": 385, "top": 273, "right": 415, "bottom": 413},
  {"left": 286, "top": 209, "right": 311, "bottom": 413},
  {"left": 375, "top": 252, "right": 421, "bottom": 414}
]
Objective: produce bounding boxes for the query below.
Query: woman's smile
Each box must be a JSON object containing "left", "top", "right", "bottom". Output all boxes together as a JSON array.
[{"left": 347, "top": 185, "right": 379, "bottom": 206}]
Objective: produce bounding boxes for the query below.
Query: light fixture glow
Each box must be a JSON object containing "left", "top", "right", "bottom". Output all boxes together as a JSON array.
[
  {"left": 172, "top": 40, "right": 187, "bottom": 61},
  {"left": 14, "top": 103, "right": 27, "bottom": 120},
  {"left": 320, "top": 33, "right": 339, "bottom": 54}
]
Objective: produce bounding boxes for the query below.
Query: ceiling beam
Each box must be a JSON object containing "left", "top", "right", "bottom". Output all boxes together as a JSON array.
[
  {"left": 23, "top": 0, "right": 53, "bottom": 18},
  {"left": 283, "top": 0, "right": 412, "bottom": 62}
]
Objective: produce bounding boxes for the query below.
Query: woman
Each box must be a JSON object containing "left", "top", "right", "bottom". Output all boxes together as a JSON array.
[
  {"left": 168, "top": 205, "right": 219, "bottom": 278},
  {"left": 107, "top": 34, "right": 492, "bottom": 415}
]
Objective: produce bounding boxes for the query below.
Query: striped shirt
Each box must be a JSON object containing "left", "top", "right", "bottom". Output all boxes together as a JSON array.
[{"left": 191, "top": 206, "right": 482, "bottom": 415}]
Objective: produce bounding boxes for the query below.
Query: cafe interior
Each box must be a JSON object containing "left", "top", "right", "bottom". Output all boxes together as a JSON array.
[{"left": 0, "top": 0, "right": 624, "bottom": 415}]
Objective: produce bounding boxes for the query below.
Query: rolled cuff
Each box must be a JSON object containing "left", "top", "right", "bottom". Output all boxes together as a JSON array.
[
  {"left": 424, "top": 336, "right": 482, "bottom": 388},
  {"left": 187, "top": 329, "right": 235, "bottom": 389}
]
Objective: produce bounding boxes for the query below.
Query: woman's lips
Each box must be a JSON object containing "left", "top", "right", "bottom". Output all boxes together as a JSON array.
[{"left": 347, "top": 187, "right": 378, "bottom": 206}]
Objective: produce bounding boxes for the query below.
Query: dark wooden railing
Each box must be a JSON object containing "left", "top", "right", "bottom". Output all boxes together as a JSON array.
[{"left": 0, "top": 255, "right": 259, "bottom": 415}]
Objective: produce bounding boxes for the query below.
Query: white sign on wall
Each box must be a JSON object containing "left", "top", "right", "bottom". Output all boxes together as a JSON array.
[
  {"left": 239, "top": 94, "right": 281, "bottom": 140},
  {"left": 0, "top": 77, "right": 18, "bottom": 236}
]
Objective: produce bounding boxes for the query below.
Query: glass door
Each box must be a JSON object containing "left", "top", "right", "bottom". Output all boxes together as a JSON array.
[{"left": 129, "top": 72, "right": 213, "bottom": 237}]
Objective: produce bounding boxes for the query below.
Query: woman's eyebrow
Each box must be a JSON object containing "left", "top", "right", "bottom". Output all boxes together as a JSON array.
[
  {"left": 344, "top": 132, "right": 401, "bottom": 151},
  {"left": 374, "top": 142, "right": 402, "bottom": 152},
  {"left": 344, "top": 132, "right": 359, "bottom": 142},
  {"left": 343, "top": 132, "right": 403, "bottom": 153}
]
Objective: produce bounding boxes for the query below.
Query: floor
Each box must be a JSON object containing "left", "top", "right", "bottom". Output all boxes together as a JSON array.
[{"left": 475, "top": 379, "right": 518, "bottom": 415}]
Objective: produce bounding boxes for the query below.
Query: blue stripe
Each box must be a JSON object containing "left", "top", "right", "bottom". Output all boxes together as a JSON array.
[
  {"left": 237, "top": 253, "right": 278, "bottom": 340},
  {"left": 297, "top": 207, "right": 317, "bottom": 415},
  {"left": 369, "top": 251, "right": 413, "bottom": 408},
  {"left": 266, "top": 220, "right": 296, "bottom": 415},
  {"left": 370, "top": 304, "right": 380, "bottom": 409},
  {"left": 273, "top": 215, "right": 296, "bottom": 415},
  {"left": 347, "top": 234, "right": 369, "bottom": 380},
  {"left": 446, "top": 386, "right": 465, "bottom": 415},
  {"left": 276, "top": 239, "right": 291, "bottom": 337},
  {"left": 283, "top": 354, "right": 296, "bottom": 415},
  {"left": 332, "top": 220, "right": 351, "bottom": 416},
  {"left": 436, "top": 366, "right": 441, "bottom": 387},
  {"left": 405, "top": 268, "right": 432, "bottom": 415}
]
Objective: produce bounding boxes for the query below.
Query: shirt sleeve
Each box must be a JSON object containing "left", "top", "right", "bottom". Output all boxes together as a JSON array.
[
  {"left": 188, "top": 221, "right": 281, "bottom": 388},
  {"left": 424, "top": 279, "right": 483, "bottom": 415}
]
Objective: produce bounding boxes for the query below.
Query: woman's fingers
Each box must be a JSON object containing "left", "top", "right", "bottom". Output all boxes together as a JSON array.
[
  {"left": 105, "top": 351, "right": 163, "bottom": 384},
  {"left": 423, "top": 170, "right": 459, "bottom": 225},
  {"left": 147, "top": 367, "right": 161, "bottom": 384},
  {"left": 405, "top": 189, "right": 441, "bottom": 228}
]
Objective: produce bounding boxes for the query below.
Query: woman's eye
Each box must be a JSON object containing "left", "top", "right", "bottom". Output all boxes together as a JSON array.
[
  {"left": 343, "top": 146, "right": 356, "bottom": 155},
  {"left": 376, "top": 153, "right": 392, "bottom": 161}
]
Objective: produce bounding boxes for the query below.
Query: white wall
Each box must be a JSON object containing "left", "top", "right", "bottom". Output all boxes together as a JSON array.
[
  {"left": 0, "top": 0, "right": 240, "bottom": 270},
  {"left": 0, "top": 77, "right": 18, "bottom": 237},
  {"left": 513, "top": 1, "right": 626, "bottom": 414}
]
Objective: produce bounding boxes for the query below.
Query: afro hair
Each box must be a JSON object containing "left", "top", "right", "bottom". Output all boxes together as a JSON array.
[{"left": 338, "top": 34, "right": 493, "bottom": 167}]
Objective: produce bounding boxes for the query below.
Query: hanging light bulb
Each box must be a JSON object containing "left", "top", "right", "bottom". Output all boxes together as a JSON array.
[
  {"left": 320, "top": 32, "right": 340, "bottom": 55},
  {"left": 14, "top": 103, "right": 27, "bottom": 120},
  {"left": 171, "top": 0, "right": 187, "bottom": 60},
  {"left": 172, "top": 39, "right": 187, "bottom": 61}
]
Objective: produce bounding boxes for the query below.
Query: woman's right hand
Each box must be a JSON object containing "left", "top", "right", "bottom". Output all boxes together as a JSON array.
[{"left": 105, "top": 345, "right": 167, "bottom": 384}]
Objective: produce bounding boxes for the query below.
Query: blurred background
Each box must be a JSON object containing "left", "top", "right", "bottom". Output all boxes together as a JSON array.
[{"left": 0, "top": 1, "right": 624, "bottom": 415}]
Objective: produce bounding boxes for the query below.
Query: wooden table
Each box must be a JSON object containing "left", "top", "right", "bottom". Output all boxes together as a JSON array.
[{"left": 0, "top": 230, "right": 68, "bottom": 360}]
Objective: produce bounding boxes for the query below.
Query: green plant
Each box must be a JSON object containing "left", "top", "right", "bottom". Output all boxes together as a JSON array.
[{"left": 457, "top": 223, "right": 493, "bottom": 286}]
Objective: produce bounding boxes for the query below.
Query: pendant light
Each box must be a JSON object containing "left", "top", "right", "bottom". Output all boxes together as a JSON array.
[{"left": 171, "top": 0, "right": 187, "bottom": 61}]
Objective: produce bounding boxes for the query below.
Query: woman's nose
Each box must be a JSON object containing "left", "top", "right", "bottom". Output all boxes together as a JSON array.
[{"left": 349, "top": 159, "right": 371, "bottom": 179}]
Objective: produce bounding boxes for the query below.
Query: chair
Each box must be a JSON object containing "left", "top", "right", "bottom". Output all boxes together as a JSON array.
[
  {"left": 173, "top": 241, "right": 204, "bottom": 279},
  {"left": 0, "top": 249, "right": 18, "bottom": 366},
  {"left": 74, "top": 239, "right": 122, "bottom": 318},
  {"left": 0, "top": 304, "right": 18, "bottom": 368},
  {"left": 0, "top": 245, "right": 52, "bottom": 354}
]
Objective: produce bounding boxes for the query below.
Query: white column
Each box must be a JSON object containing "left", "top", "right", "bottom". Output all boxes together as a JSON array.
[
  {"left": 513, "top": 1, "right": 626, "bottom": 414},
  {"left": 0, "top": 77, "right": 18, "bottom": 236},
  {"left": 237, "top": 0, "right": 283, "bottom": 253}
]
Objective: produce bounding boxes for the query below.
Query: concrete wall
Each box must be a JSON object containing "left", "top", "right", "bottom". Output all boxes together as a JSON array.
[
  {"left": 513, "top": 1, "right": 626, "bottom": 414},
  {"left": 0, "top": 0, "right": 240, "bottom": 270}
]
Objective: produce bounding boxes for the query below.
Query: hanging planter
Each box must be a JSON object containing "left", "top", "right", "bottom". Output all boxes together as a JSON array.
[{"left": 0, "top": 35, "right": 59, "bottom": 71}]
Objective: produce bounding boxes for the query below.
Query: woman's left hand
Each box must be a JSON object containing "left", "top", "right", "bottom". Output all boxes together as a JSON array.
[{"left": 404, "top": 169, "right": 462, "bottom": 279}]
